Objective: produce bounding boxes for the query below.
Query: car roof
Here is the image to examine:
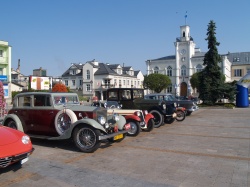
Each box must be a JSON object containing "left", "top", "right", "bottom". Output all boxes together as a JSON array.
[
  {"left": 145, "top": 93, "right": 172, "bottom": 96},
  {"left": 15, "top": 92, "right": 78, "bottom": 97}
]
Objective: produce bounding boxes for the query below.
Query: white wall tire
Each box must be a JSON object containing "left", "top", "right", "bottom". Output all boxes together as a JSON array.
[{"left": 54, "top": 109, "right": 77, "bottom": 135}]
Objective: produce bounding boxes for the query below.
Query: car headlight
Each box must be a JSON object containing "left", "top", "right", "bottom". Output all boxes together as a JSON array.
[
  {"left": 143, "top": 110, "right": 148, "bottom": 115},
  {"left": 162, "top": 104, "right": 166, "bottom": 110},
  {"left": 98, "top": 116, "right": 106, "bottom": 125},
  {"left": 134, "top": 111, "right": 141, "bottom": 116},
  {"left": 113, "top": 113, "right": 120, "bottom": 121},
  {"left": 174, "top": 102, "right": 177, "bottom": 107},
  {"left": 22, "top": 135, "right": 30, "bottom": 144}
]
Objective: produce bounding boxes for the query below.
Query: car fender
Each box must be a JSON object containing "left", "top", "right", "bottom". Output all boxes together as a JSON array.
[
  {"left": 107, "top": 115, "right": 126, "bottom": 130},
  {"left": 144, "top": 113, "right": 154, "bottom": 124},
  {"left": 124, "top": 115, "right": 141, "bottom": 122},
  {"left": 148, "top": 106, "right": 164, "bottom": 115},
  {"left": 2, "top": 114, "right": 24, "bottom": 132},
  {"left": 49, "top": 118, "right": 107, "bottom": 140}
]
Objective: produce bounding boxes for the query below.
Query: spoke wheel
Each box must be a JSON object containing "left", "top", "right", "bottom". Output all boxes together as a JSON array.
[
  {"left": 176, "top": 110, "right": 186, "bottom": 121},
  {"left": 144, "top": 118, "right": 154, "bottom": 132},
  {"left": 127, "top": 120, "right": 140, "bottom": 136},
  {"left": 73, "top": 126, "right": 101, "bottom": 153}
]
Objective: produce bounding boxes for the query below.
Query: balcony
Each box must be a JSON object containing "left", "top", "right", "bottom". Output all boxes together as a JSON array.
[{"left": 101, "top": 84, "right": 114, "bottom": 89}]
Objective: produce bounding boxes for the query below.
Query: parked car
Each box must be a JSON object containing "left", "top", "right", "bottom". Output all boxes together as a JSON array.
[
  {"left": 106, "top": 88, "right": 177, "bottom": 128},
  {"left": 2, "top": 92, "right": 130, "bottom": 153},
  {"left": 92, "top": 100, "right": 155, "bottom": 136},
  {"left": 145, "top": 93, "right": 198, "bottom": 116},
  {"left": 0, "top": 125, "right": 34, "bottom": 168}
]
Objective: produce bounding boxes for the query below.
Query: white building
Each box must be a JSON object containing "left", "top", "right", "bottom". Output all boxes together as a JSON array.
[
  {"left": 146, "top": 25, "right": 232, "bottom": 97},
  {"left": 62, "top": 60, "right": 144, "bottom": 100}
]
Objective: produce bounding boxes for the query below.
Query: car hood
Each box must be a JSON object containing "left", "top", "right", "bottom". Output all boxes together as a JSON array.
[{"left": 0, "top": 126, "right": 20, "bottom": 146}]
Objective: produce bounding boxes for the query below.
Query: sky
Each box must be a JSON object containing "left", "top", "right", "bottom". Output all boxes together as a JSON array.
[{"left": 1, "top": 0, "right": 250, "bottom": 77}]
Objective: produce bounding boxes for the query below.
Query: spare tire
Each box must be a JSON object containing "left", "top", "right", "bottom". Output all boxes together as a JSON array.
[{"left": 55, "top": 109, "right": 77, "bottom": 135}]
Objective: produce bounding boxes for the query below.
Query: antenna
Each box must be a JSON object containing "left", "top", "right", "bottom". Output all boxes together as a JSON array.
[{"left": 185, "top": 11, "right": 188, "bottom": 25}]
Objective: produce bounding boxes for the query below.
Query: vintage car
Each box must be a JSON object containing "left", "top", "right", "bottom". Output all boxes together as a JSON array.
[
  {"left": 106, "top": 88, "right": 177, "bottom": 128},
  {"left": 0, "top": 125, "right": 34, "bottom": 168},
  {"left": 92, "top": 100, "right": 155, "bottom": 136},
  {"left": 2, "top": 92, "right": 130, "bottom": 153},
  {"left": 145, "top": 93, "right": 199, "bottom": 116}
]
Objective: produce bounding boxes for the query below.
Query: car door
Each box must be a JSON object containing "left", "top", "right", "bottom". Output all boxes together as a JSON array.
[{"left": 31, "top": 94, "right": 59, "bottom": 136}]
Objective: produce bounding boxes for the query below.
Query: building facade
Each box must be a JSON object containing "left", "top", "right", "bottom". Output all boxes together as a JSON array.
[
  {"left": 0, "top": 40, "right": 12, "bottom": 104},
  {"left": 145, "top": 25, "right": 244, "bottom": 97},
  {"left": 61, "top": 60, "right": 144, "bottom": 101}
]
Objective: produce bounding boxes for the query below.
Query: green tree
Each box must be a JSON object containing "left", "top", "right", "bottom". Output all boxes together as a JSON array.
[
  {"left": 190, "top": 72, "right": 201, "bottom": 92},
  {"left": 143, "top": 73, "right": 171, "bottom": 93},
  {"left": 199, "top": 20, "right": 236, "bottom": 105}
]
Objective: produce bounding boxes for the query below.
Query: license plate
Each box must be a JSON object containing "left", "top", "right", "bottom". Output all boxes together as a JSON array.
[
  {"left": 113, "top": 134, "right": 123, "bottom": 140},
  {"left": 21, "top": 157, "right": 29, "bottom": 164}
]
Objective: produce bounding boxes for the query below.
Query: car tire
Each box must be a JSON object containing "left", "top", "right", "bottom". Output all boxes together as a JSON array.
[
  {"left": 55, "top": 109, "right": 77, "bottom": 135},
  {"left": 176, "top": 110, "right": 186, "bottom": 121},
  {"left": 149, "top": 110, "right": 164, "bottom": 128},
  {"left": 73, "top": 125, "right": 101, "bottom": 153},
  {"left": 144, "top": 118, "right": 154, "bottom": 132},
  {"left": 186, "top": 111, "right": 192, "bottom": 116},
  {"left": 126, "top": 119, "right": 141, "bottom": 137},
  {"left": 165, "top": 117, "right": 176, "bottom": 124},
  {"left": 6, "top": 119, "right": 18, "bottom": 130}
]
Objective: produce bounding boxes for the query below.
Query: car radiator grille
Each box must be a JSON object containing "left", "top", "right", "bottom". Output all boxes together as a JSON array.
[{"left": 0, "top": 157, "right": 12, "bottom": 168}]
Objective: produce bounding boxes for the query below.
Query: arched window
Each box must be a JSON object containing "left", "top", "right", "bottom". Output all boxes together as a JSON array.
[
  {"left": 154, "top": 66, "right": 159, "bottom": 74},
  {"left": 181, "top": 65, "right": 186, "bottom": 76},
  {"left": 86, "top": 70, "right": 90, "bottom": 79},
  {"left": 167, "top": 66, "right": 172, "bottom": 76},
  {"left": 196, "top": 64, "right": 203, "bottom": 72}
]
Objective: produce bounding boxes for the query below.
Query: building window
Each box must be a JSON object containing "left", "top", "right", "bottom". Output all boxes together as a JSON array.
[
  {"left": 245, "top": 57, "right": 249, "bottom": 62},
  {"left": 65, "top": 80, "right": 68, "bottom": 86},
  {"left": 127, "top": 80, "right": 129, "bottom": 85},
  {"left": 181, "top": 65, "right": 186, "bottom": 76},
  {"left": 72, "top": 80, "right": 75, "bottom": 86},
  {"left": 114, "top": 79, "right": 117, "bottom": 87},
  {"left": 0, "top": 50, "right": 2, "bottom": 57},
  {"left": 86, "top": 84, "right": 91, "bottom": 92},
  {"left": 0, "top": 68, "right": 3, "bottom": 75},
  {"left": 86, "top": 70, "right": 90, "bottom": 79},
  {"left": 196, "top": 64, "right": 203, "bottom": 72},
  {"left": 154, "top": 67, "right": 159, "bottom": 74},
  {"left": 234, "top": 69, "right": 242, "bottom": 77},
  {"left": 233, "top": 57, "right": 240, "bottom": 62},
  {"left": 123, "top": 80, "right": 125, "bottom": 86},
  {"left": 72, "top": 70, "right": 76, "bottom": 75},
  {"left": 247, "top": 68, "right": 250, "bottom": 74},
  {"left": 119, "top": 80, "right": 121, "bottom": 87},
  {"left": 167, "top": 66, "right": 172, "bottom": 76},
  {"left": 79, "top": 80, "right": 82, "bottom": 85},
  {"left": 167, "top": 84, "right": 172, "bottom": 93}
]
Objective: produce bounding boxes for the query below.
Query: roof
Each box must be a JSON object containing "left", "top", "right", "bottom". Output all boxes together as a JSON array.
[{"left": 61, "top": 63, "right": 84, "bottom": 77}]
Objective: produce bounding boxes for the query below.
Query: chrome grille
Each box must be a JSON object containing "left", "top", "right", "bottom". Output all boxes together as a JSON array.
[{"left": 0, "top": 157, "right": 12, "bottom": 168}]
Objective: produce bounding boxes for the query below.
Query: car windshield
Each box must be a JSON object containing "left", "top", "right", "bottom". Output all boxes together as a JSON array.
[
  {"left": 53, "top": 95, "right": 79, "bottom": 105},
  {"left": 166, "top": 94, "right": 176, "bottom": 101},
  {"left": 106, "top": 101, "right": 120, "bottom": 108}
]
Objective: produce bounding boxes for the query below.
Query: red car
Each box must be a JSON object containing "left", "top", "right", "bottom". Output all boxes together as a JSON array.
[{"left": 0, "top": 125, "right": 34, "bottom": 168}]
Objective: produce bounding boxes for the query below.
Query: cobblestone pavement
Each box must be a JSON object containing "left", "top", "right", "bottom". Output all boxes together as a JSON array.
[{"left": 1, "top": 107, "right": 250, "bottom": 187}]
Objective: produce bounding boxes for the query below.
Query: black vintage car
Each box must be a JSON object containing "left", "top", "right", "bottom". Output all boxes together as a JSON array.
[
  {"left": 145, "top": 93, "right": 199, "bottom": 116},
  {"left": 106, "top": 88, "right": 177, "bottom": 128}
]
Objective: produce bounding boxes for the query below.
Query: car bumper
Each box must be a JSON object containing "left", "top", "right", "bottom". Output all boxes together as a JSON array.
[
  {"left": 98, "top": 129, "right": 130, "bottom": 141},
  {"left": 187, "top": 106, "right": 199, "bottom": 112},
  {"left": 0, "top": 147, "right": 34, "bottom": 168}
]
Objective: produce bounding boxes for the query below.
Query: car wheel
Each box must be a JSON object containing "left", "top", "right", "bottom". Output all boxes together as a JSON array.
[
  {"left": 126, "top": 120, "right": 141, "bottom": 137},
  {"left": 149, "top": 110, "right": 164, "bottom": 128},
  {"left": 186, "top": 111, "right": 192, "bottom": 116},
  {"left": 144, "top": 118, "right": 154, "bottom": 132},
  {"left": 73, "top": 125, "right": 101, "bottom": 153},
  {"left": 165, "top": 117, "right": 176, "bottom": 124},
  {"left": 55, "top": 109, "right": 77, "bottom": 135},
  {"left": 6, "top": 119, "right": 18, "bottom": 130},
  {"left": 176, "top": 110, "right": 186, "bottom": 121}
]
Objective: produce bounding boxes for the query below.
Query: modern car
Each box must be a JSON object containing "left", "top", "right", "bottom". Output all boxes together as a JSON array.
[
  {"left": 145, "top": 93, "right": 199, "bottom": 116},
  {"left": 0, "top": 125, "right": 34, "bottom": 168},
  {"left": 2, "top": 92, "right": 130, "bottom": 153}
]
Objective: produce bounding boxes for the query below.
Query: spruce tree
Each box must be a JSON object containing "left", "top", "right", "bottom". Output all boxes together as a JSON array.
[{"left": 199, "top": 20, "right": 225, "bottom": 105}]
